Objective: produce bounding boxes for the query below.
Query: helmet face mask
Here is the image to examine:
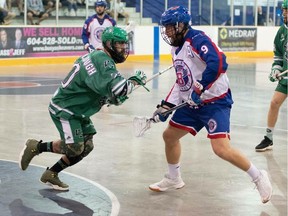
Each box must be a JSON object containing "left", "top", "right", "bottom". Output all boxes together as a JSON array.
[
  {"left": 160, "top": 23, "right": 187, "bottom": 47},
  {"left": 102, "top": 27, "right": 129, "bottom": 64},
  {"left": 160, "top": 6, "right": 191, "bottom": 46}
]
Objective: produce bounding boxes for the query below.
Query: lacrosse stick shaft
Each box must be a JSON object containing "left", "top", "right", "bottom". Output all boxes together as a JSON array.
[
  {"left": 134, "top": 100, "right": 190, "bottom": 137},
  {"left": 161, "top": 101, "right": 189, "bottom": 116},
  {"left": 146, "top": 65, "right": 174, "bottom": 83},
  {"left": 134, "top": 65, "right": 174, "bottom": 90},
  {"left": 278, "top": 70, "right": 288, "bottom": 77}
]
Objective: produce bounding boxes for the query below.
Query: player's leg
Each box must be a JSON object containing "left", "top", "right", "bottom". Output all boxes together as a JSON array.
[
  {"left": 255, "top": 86, "right": 287, "bottom": 151},
  {"left": 19, "top": 113, "right": 72, "bottom": 171},
  {"left": 149, "top": 107, "right": 198, "bottom": 192},
  {"left": 40, "top": 117, "right": 96, "bottom": 190},
  {"left": 149, "top": 125, "right": 187, "bottom": 192},
  {"left": 207, "top": 105, "right": 272, "bottom": 203}
]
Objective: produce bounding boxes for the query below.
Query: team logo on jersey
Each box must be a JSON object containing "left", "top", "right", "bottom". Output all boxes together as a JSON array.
[
  {"left": 94, "top": 27, "right": 105, "bottom": 42},
  {"left": 104, "top": 60, "right": 115, "bottom": 69},
  {"left": 208, "top": 119, "right": 217, "bottom": 133},
  {"left": 75, "top": 129, "right": 81, "bottom": 136},
  {"left": 174, "top": 60, "right": 192, "bottom": 91}
]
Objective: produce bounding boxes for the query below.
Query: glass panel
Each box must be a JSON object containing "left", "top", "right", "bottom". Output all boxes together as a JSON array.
[
  {"left": 1, "top": 0, "right": 281, "bottom": 26},
  {"left": 199, "top": 0, "right": 211, "bottom": 25},
  {"left": 142, "top": 0, "right": 165, "bottom": 24},
  {"left": 214, "top": 0, "right": 231, "bottom": 25},
  {"left": 57, "top": 0, "right": 87, "bottom": 25},
  {"left": 276, "top": 0, "right": 284, "bottom": 26}
]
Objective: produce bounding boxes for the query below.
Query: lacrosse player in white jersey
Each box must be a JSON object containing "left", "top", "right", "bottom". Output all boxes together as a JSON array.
[
  {"left": 82, "top": 0, "right": 116, "bottom": 52},
  {"left": 148, "top": 6, "right": 272, "bottom": 204}
]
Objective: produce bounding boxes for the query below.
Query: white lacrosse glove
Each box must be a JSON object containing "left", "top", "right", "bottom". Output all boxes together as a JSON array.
[
  {"left": 269, "top": 65, "right": 283, "bottom": 82},
  {"left": 152, "top": 100, "right": 175, "bottom": 123}
]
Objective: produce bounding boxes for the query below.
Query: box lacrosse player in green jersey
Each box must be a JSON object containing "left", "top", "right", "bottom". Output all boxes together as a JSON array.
[
  {"left": 19, "top": 26, "right": 147, "bottom": 191},
  {"left": 255, "top": 0, "right": 288, "bottom": 152}
]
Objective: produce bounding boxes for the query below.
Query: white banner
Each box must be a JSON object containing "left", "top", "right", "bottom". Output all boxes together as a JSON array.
[{"left": 227, "top": 0, "right": 279, "bottom": 6}]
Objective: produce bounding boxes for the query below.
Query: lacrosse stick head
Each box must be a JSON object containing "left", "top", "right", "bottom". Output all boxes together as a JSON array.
[{"left": 133, "top": 116, "right": 152, "bottom": 137}]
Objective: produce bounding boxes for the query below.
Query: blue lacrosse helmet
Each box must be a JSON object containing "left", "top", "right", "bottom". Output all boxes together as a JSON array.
[
  {"left": 160, "top": 6, "right": 191, "bottom": 26},
  {"left": 95, "top": 0, "right": 107, "bottom": 8},
  {"left": 160, "top": 6, "right": 191, "bottom": 46}
]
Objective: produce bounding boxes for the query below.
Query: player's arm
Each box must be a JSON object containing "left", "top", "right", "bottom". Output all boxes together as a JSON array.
[
  {"left": 107, "top": 15, "right": 117, "bottom": 26},
  {"left": 152, "top": 83, "right": 180, "bottom": 123},
  {"left": 189, "top": 36, "right": 228, "bottom": 105},
  {"left": 108, "top": 70, "right": 147, "bottom": 105},
  {"left": 269, "top": 30, "right": 284, "bottom": 82},
  {"left": 81, "top": 18, "right": 95, "bottom": 52},
  {"left": 272, "top": 29, "right": 284, "bottom": 67},
  {"left": 194, "top": 36, "right": 228, "bottom": 89}
]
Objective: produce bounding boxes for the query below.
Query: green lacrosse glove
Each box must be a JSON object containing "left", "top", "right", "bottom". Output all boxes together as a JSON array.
[
  {"left": 107, "top": 95, "right": 128, "bottom": 106},
  {"left": 269, "top": 65, "right": 283, "bottom": 82},
  {"left": 128, "top": 70, "right": 149, "bottom": 91}
]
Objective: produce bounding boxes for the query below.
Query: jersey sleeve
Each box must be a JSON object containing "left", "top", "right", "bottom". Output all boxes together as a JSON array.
[
  {"left": 105, "top": 15, "right": 117, "bottom": 26},
  {"left": 192, "top": 33, "right": 228, "bottom": 90},
  {"left": 272, "top": 28, "right": 283, "bottom": 68},
  {"left": 82, "top": 16, "right": 93, "bottom": 45}
]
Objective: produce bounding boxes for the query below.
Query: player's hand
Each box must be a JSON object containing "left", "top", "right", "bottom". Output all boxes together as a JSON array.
[
  {"left": 84, "top": 43, "right": 95, "bottom": 53},
  {"left": 107, "top": 96, "right": 128, "bottom": 106},
  {"left": 269, "top": 65, "right": 283, "bottom": 82},
  {"left": 129, "top": 70, "right": 147, "bottom": 85},
  {"left": 191, "top": 81, "right": 204, "bottom": 105},
  {"left": 152, "top": 100, "right": 175, "bottom": 123},
  {"left": 128, "top": 70, "right": 149, "bottom": 91}
]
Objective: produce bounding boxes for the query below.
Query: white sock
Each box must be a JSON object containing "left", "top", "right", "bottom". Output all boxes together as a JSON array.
[
  {"left": 266, "top": 127, "right": 274, "bottom": 140},
  {"left": 247, "top": 163, "right": 261, "bottom": 181},
  {"left": 168, "top": 163, "right": 181, "bottom": 179}
]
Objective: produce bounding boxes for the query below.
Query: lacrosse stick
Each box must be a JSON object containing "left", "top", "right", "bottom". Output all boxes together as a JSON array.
[
  {"left": 133, "top": 65, "right": 174, "bottom": 90},
  {"left": 277, "top": 70, "right": 288, "bottom": 79},
  {"left": 133, "top": 100, "right": 190, "bottom": 137},
  {"left": 107, "top": 65, "right": 174, "bottom": 107}
]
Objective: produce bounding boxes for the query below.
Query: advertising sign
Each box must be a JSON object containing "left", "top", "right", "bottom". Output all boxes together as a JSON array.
[
  {"left": 218, "top": 27, "right": 257, "bottom": 51},
  {"left": 0, "top": 27, "right": 86, "bottom": 58}
]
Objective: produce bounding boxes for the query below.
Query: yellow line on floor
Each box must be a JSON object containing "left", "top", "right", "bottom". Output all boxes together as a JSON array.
[{"left": 0, "top": 52, "right": 273, "bottom": 66}]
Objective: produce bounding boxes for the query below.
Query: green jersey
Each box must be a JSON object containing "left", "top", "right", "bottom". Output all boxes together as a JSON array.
[
  {"left": 49, "top": 50, "right": 134, "bottom": 119},
  {"left": 273, "top": 24, "right": 288, "bottom": 85}
]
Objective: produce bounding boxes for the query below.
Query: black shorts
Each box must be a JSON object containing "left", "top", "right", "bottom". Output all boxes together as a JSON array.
[{"left": 28, "top": 10, "right": 46, "bottom": 18}]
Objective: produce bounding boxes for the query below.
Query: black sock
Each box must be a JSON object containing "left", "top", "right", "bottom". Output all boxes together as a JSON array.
[
  {"left": 38, "top": 141, "right": 53, "bottom": 153},
  {"left": 50, "top": 158, "right": 69, "bottom": 173}
]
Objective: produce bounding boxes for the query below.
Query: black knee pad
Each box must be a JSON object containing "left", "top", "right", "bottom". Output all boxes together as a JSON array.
[{"left": 67, "top": 155, "right": 83, "bottom": 166}]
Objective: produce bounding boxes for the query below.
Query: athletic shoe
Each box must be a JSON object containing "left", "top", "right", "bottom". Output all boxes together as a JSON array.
[
  {"left": 40, "top": 168, "right": 69, "bottom": 191},
  {"left": 255, "top": 136, "right": 273, "bottom": 152},
  {"left": 19, "top": 139, "right": 40, "bottom": 170},
  {"left": 253, "top": 170, "right": 272, "bottom": 203},
  {"left": 149, "top": 174, "right": 185, "bottom": 192}
]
